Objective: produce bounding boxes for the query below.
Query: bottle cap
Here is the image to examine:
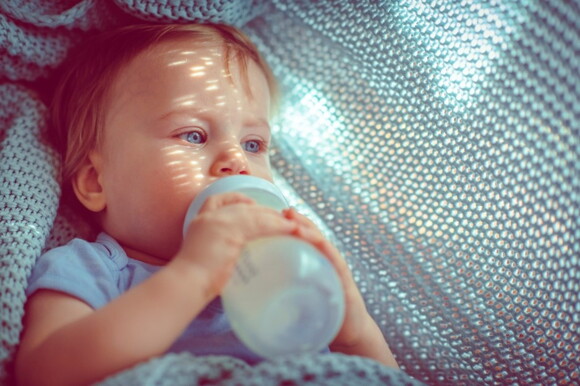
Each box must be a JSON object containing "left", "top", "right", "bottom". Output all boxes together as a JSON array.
[{"left": 183, "top": 175, "right": 289, "bottom": 237}]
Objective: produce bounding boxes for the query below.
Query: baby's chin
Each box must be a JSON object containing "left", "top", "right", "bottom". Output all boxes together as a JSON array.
[{"left": 121, "top": 241, "right": 177, "bottom": 266}]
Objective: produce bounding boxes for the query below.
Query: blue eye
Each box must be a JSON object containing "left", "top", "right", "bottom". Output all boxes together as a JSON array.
[
  {"left": 179, "top": 129, "right": 206, "bottom": 145},
  {"left": 243, "top": 139, "right": 263, "bottom": 153}
]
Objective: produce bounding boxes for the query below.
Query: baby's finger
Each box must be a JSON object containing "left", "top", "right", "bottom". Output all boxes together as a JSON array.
[
  {"left": 196, "top": 203, "right": 300, "bottom": 243},
  {"left": 240, "top": 208, "right": 300, "bottom": 240},
  {"left": 283, "top": 208, "right": 317, "bottom": 229},
  {"left": 288, "top": 214, "right": 350, "bottom": 275},
  {"left": 199, "top": 192, "right": 255, "bottom": 212},
  {"left": 284, "top": 210, "right": 343, "bottom": 261}
]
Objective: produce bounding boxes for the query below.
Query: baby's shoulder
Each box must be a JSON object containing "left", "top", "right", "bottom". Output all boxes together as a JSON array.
[
  {"left": 38, "top": 233, "right": 127, "bottom": 273},
  {"left": 27, "top": 233, "right": 130, "bottom": 308}
]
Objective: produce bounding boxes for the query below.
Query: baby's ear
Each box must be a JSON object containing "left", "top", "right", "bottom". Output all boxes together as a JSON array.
[{"left": 72, "top": 151, "right": 106, "bottom": 212}]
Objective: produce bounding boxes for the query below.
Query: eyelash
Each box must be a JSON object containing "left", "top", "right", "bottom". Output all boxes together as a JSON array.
[{"left": 177, "top": 129, "right": 268, "bottom": 154}]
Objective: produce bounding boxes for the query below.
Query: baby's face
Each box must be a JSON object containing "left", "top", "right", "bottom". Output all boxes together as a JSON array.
[{"left": 95, "top": 39, "right": 273, "bottom": 263}]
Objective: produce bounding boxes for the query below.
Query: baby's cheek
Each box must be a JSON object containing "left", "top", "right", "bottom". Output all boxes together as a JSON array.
[
  {"left": 252, "top": 162, "right": 274, "bottom": 181},
  {"left": 159, "top": 150, "right": 207, "bottom": 194}
]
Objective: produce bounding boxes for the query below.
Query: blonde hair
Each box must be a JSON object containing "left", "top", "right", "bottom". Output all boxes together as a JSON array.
[{"left": 50, "top": 23, "right": 278, "bottom": 192}]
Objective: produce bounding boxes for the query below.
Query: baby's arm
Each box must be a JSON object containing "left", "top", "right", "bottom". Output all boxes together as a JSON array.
[
  {"left": 283, "top": 209, "right": 399, "bottom": 368},
  {"left": 17, "top": 265, "right": 209, "bottom": 386},
  {"left": 16, "top": 193, "right": 300, "bottom": 386}
]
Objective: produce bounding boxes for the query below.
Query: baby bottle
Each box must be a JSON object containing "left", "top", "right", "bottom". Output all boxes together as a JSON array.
[{"left": 183, "top": 175, "right": 345, "bottom": 359}]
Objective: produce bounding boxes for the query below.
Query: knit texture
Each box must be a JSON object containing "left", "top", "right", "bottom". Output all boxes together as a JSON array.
[
  {"left": 0, "top": 1, "right": 420, "bottom": 385},
  {"left": 2, "top": 0, "right": 579, "bottom": 385},
  {"left": 0, "top": 83, "right": 60, "bottom": 384},
  {"left": 113, "top": 0, "right": 269, "bottom": 25},
  {"left": 99, "top": 353, "right": 422, "bottom": 386}
]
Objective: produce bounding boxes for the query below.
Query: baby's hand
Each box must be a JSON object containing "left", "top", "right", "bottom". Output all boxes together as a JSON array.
[
  {"left": 282, "top": 208, "right": 377, "bottom": 349},
  {"left": 175, "top": 192, "right": 298, "bottom": 301}
]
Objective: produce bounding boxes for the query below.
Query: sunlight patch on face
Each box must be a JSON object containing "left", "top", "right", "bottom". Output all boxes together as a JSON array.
[
  {"left": 178, "top": 100, "right": 196, "bottom": 108},
  {"left": 165, "top": 159, "right": 186, "bottom": 167},
  {"left": 190, "top": 65, "right": 207, "bottom": 78},
  {"left": 216, "top": 95, "right": 226, "bottom": 107},
  {"left": 162, "top": 147, "right": 186, "bottom": 156},
  {"left": 205, "top": 79, "right": 220, "bottom": 91},
  {"left": 160, "top": 145, "right": 206, "bottom": 194},
  {"left": 168, "top": 59, "right": 188, "bottom": 67},
  {"left": 171, "top": 94, "right": 198, "bottom": 108}
]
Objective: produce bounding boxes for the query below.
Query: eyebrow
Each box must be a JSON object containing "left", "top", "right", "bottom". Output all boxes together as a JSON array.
[
  {"left": 156, "top": 107, "right": 209, "bottom": 122},
  {"left": 157, "top": 108, "right": 271, "bottom": 132}
]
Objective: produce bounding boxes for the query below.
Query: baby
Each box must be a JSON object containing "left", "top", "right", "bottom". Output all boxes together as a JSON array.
[{"left": 16, "top": 23, "right": 398, "bottom": 385}]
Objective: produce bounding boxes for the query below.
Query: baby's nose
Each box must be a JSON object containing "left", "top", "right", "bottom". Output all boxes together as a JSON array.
[{"left": 210, "top": 145, "right": 249, "bottom": 176}]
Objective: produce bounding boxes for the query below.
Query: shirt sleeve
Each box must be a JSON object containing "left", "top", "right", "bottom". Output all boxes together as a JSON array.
[{"left": 26, "top": 238, "right": 121, "bottom": 309}]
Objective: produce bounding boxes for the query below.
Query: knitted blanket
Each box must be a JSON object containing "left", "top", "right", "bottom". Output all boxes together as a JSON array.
[
  {"left": 0, "top": 1, "right": 420, "bottom": 385},
  {"left": 2, "top": 0, "right": 579, "bottom": 385}
]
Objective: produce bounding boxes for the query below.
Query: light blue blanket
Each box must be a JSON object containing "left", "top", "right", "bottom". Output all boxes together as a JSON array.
[{"left": 1, "top": 1, "right": 578, "bottom": 385}]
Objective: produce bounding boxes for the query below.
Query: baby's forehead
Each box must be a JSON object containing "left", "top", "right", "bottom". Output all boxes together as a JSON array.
[
  {"left": 123, "top": 39, "right": 247, "bottom": 85},
  {"left": 104, "top": 38, "right": 270, "bottom": 122},
  {"left": 110, "top": 40, "right": 228, "bottom": 94}
]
